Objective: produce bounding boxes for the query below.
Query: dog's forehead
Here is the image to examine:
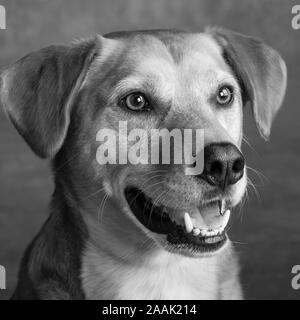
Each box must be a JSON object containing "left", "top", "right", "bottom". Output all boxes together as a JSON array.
[
  {"left": 94, "top": 31, "right": 232, "bottom": 85},
  {"left": 104, "top": 30, "right": 221, "bottom": 57},
  {"left": 132, "top": 33, "right": 227, "bottom": 72}
]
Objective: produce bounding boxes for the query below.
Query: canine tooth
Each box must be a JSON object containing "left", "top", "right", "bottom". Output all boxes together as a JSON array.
[
  {"left": 221, "top": 200, "right": 226, "bottom": 215},
  {"left": 193, "top": 228, "right": 201, "bottom": 236},
  {"left": 218, "top": 199, "right": 226, "bottom": 215},
  {"left": 184, "top": 212, "right": 193, "bottom": 233},
  {"left": 218, "top": 200, "right": 222, "bottom": 214},
  {"left": 219, "top": 209, "right": 231, "bottom": 231},
  {"left": 223, "top": 209, "right": 230, "bottom": 224}
]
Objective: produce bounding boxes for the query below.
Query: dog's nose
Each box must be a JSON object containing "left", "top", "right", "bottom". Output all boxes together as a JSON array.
[{"left": 200, "top": 143, "right": 245, "bottom": 189}]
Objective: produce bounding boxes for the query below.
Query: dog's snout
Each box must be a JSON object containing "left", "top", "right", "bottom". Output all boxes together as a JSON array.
[{"left": 200, "top": 143, "right": 245, "bottom": 189}]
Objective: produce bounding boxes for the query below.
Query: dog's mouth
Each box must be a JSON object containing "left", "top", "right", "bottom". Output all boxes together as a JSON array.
[{"left": 124, "top": 186, "right": 231, "bottom": 254}]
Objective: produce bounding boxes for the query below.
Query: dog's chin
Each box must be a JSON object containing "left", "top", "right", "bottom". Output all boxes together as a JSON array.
[{"left": 123, "top": 186, "right": 233, "bottom": 257}]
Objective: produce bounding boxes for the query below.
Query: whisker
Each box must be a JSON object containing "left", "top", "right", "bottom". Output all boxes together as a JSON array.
[
  {"left": 120, "top": 237, "right": 154, "bottom": 261},
  {"left": 158, "top": 189, "right": 172, "bottom": 225},
  {"left": 98, "top": 193, "right": 109, "bottom": 224},
  {"left": 127, "top": 176, "right": 165, "bottom": 207},
  {"left": 138, "top": 181, "right": 165, "bottom": 222},
  {"left": 54, "top": 150, "right": 82, "bottom": 172},
  {"left": 137, "top": 169, "right": 168, "bottom": 178},
  {"left": 243, "top": 135, "right": 259, "bottom": 156},
  {"left": 247, "top": 177, "right": 261, "bottom": 203},
  {"left": 148, "top": 186, "right": 166, "bottom": 225},
  {"left": 230, "top": 240, "right": 248, "bottom": 245},
  {"left": 246, "top": 165, "right": 268, "bottom": 185},
  {"left": 83, "top": 186, "right": 106, "bottom": 200},
  {"left": 236, "top": 187, "right": 249, "bottom": 223}
]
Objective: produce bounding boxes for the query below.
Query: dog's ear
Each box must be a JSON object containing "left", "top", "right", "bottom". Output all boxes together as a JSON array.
[
  {"left": 0, "top": 38, "right": 98, "bottom": 158},
  {"left": 207, "top": 27, "right": 287, "bottom": 140}
]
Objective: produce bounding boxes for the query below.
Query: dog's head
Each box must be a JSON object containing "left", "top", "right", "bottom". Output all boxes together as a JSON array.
[{"left": 1, "top": 29, "right": 286, "bottom": 257}]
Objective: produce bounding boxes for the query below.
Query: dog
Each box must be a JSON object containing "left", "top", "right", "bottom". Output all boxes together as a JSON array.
[{"left": 0, "top": 28, "right": 287, "bottom": 300}]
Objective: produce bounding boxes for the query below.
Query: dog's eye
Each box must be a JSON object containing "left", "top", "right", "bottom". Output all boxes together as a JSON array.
[
  {"left": 216, "top": 86, "right": 233, "bottom": 106},
  {"left": 123, "top": 93, "right": 150, "bottom": 111}
]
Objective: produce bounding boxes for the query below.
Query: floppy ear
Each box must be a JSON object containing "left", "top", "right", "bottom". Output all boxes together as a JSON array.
[
  {"left": 0, "top": 38, "right": 98, "bottom": 158},
  {"left": 207, "top": 27, "right": 287, "bottom": 140}
]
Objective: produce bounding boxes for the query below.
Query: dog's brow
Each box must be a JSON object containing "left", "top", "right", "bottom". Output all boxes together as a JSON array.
[{"left": 109, "top": 75, "right": 174, "bottom": 102}]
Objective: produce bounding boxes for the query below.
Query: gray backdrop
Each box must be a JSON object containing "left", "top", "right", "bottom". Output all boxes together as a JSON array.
[{"left": 0, "top": 0, "right": 299, "bottom": 300}]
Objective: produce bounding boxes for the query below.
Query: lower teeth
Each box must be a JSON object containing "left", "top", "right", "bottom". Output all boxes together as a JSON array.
[
  {"left": 183, "top": 210, "right": 229, "bottom": 237},
  {"left": 191, "top": 227, "right": 222, "bottom": 237}
]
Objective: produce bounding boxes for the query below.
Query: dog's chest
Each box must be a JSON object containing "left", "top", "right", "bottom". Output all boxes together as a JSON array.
[
  {"left": 81, "top": 245, "right": 219, "bottom": 300},
  {"left": 115, "top": 259, "right": 219, "bottom": 300}
]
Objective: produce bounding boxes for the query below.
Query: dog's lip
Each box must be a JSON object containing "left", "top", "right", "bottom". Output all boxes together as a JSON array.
[{"left": 123, "top": 186, "right": 230, "bottom": 252}]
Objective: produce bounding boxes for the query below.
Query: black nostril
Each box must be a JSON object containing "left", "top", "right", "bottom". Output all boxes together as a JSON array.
[
  {"left": 210, "top": 160, "right": 224, "bottom": 176},
  {"left": 232, "top": 157, "right": 245, "bottom": 173}
]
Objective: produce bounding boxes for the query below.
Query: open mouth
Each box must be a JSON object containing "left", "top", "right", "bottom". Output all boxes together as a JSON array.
[{"left": 124, "top": 187, "right": 231, "bottom": 254}]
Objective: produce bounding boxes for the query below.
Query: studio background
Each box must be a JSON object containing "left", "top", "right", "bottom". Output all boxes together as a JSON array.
[{"left": 0, "top": 0, "right": 299, "bottom": 300}]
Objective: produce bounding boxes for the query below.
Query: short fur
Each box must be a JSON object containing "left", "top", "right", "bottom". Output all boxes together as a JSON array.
[{"left": 0, "top": 28, "right": 286, "bottom": 300}]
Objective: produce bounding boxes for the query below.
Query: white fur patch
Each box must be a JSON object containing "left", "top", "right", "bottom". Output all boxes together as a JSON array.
[{"left": 82, "top": 240, "right": 220, "bottom": 300}]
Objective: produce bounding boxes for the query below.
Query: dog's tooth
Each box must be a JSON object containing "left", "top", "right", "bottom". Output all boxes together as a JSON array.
[
  {"left": 224, "top": 209, "right": 230, "bottom": 224},
  {"left": 222, "top": 200, "right": 226, "bottom": 215},
  {"left": 193, "top": 228, "right": 201, "bottom": 236},
  {"left": 218, "top": 200, "right": 222, "bottom": 215},
  {"left": 209, "top": 229, "right": 216, "bottom": 236},
  {"left": 201, "top": 229, "right": 208, "bottom": 237},
  {"left": 184, "top": 212, "right": 193, "bottom": 233},
  {"left": 219, "top": 209, "right": 231, "bottom": 231},
  {"left": 218, "top": 199, "right": 226, "bottom": 216}
]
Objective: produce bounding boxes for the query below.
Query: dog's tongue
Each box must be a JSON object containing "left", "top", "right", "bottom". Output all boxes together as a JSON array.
[
  {"left": 167, "top": 201, "right": 230, "bottom": 231},
  {"left": 189, "top": 203, "right": 220, "bottom": 229},
  {"left": 183, "top": 201, "right": 230, "bottom": 231}
]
